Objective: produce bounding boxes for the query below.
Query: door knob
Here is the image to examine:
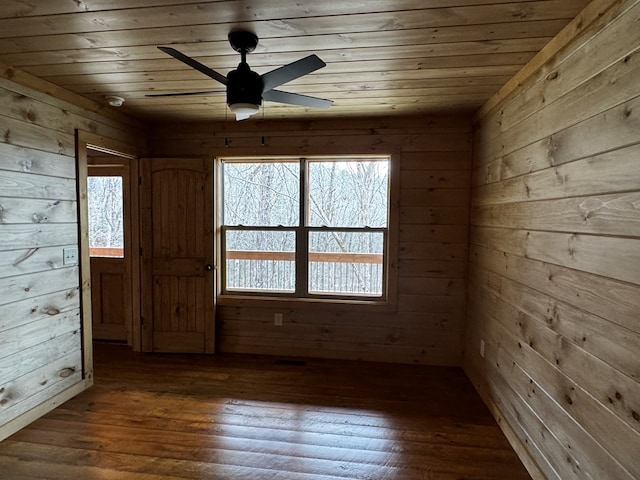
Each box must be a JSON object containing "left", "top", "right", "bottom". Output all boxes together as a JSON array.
[{"left": 205, "top": 264, "right": 213, "bottom": 271}]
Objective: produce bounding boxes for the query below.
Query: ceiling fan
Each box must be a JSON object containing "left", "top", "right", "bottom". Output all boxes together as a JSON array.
[{"left": 147, "top": 30, "right": 333, "bottom": 120}]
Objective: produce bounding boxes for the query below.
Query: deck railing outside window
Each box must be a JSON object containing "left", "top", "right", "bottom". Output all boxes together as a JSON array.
[{"left": 226, "top": 250, "right": 383, "bottom": 296}]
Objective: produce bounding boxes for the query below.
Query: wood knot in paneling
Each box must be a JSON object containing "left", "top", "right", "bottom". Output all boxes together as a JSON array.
[
  {"left": 19, "top": 158, "right": 33, "bottom": 172},
  {"left": 59, "top": 367, "right": 76, "bottom": 378},
  {"left": 0, "top": 387, "right": 10, "bottom": 406},
  {"left": 31, "top": 212, "right": 48, "bottom": 223}
]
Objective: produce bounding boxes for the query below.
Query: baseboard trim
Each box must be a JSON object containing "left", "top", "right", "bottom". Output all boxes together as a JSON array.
[
  {"left": 0, "top": 379, "right": 92, "bottom": 442},
  {"left": 464, "top": 363, "right": 548, "bottom": 480}
]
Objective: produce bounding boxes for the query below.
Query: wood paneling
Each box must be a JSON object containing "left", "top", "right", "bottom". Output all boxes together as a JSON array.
[
  {"left": 0, "top": 343, "right": 531, "bottom": 479},
  {"left": 0, "top": 64, "right": 146, "bottom": 441},
  {"left": 0, "top": 0, "right": 591, "bottom": 122},
  {"left": 465, "top": 1, "right": 640, "bottom": 478},
  {"left": 150, "top": 114, "right": 472, "bottom": 365},
  {"left": 5, "top": 3, "right": 640, "bottom": 475}
]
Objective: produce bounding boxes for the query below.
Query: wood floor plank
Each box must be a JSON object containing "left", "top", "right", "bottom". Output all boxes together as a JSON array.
[{"left": 0, "top": 343, "right": 531, "bottom": 479}]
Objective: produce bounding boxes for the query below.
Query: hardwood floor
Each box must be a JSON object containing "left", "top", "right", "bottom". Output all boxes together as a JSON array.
[{"left": 0, "top": 343, "right": 531, "bottom": 479}]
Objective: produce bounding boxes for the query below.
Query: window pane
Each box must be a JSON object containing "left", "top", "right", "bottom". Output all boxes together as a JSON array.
[
  {"left": 309, "top": 231, "right": 384, "bottom": 297},
  {"left": 223, "top": 161, "right": 299, "bottom": 226},
  {"left": 225, "top": 230, "right": 296, "bottom": 293},
  {"left": 88, "top": 176, "right": 124, "bottom": 258},
  {"left": 308, "top": 159, "right": 389, "bottom": 228}
]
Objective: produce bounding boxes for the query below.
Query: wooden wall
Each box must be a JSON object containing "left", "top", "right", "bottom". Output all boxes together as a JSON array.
[
  {"left": 151, "top": 115, "right": 472, "bottom": 365},
  {"left": 0, "top": 68, "right": 145, "bottom": 441},
  {"left": 465, "top": 0, "right": 640, "bottom": 478}
]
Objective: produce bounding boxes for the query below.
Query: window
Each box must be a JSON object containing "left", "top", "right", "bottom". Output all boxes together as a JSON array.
[
  {"left": 87, "top": 174, "right": 124, "bottom": 258},
  {"left": 220, "top": 156, "right": 391, "bottom": 300}
]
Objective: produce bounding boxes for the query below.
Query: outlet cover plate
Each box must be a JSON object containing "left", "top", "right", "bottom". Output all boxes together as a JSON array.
[{"left": 63, "top": 247, "right": 78, "bottom": 265}]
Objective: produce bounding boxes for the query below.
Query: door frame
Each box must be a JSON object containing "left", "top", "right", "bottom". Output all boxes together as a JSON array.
[{"left": 76, "top": 130, "right": 142, "bottom": 357}]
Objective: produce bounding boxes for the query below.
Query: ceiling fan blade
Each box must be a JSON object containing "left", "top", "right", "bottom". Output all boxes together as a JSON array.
[
  {"left": 158, "top": 46, "right": 228, "bottom": 85},
  {"left": 145, "top": 90, "right": 223, "bottom": 97},
  {"left": 262, "top": 89, "right": 333, "bottom": 109},
  {"left": 261, "top": 54, "right": 326, "bottom": 92}
]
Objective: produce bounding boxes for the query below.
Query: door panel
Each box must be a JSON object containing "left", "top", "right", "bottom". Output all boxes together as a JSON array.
[
  {"left": 141, "top": 158, "right": 215, "bottom": 353},
  {"left": 90, "top": 260, "right": 127, "bottom": 341}
]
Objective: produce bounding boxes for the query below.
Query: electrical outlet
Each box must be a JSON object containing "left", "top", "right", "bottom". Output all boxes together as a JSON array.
[
  {"left": 480, "top": 339, "right": 486, "bottom": 358},
  {"left": 63, "top": 247, "right": 78, "bottom": 265},
  {"left": 274, "top": 313, "right": 283, "bottom": 326}
]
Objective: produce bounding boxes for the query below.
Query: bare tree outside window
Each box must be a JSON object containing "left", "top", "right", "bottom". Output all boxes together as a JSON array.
[{"left": 88, "top": 176, "right": 124, "bottom": 258}]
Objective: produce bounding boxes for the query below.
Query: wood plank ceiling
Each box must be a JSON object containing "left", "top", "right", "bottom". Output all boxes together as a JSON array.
[{"left": 0, "top": 0, "right": 592, "bottom": 122}]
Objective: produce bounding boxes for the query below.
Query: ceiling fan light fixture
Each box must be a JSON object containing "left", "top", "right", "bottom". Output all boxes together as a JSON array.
[{"left": 228, "top": 102, "right": 260, "bottom": 120}]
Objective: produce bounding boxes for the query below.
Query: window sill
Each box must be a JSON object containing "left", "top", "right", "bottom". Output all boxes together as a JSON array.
[{"left": 217, "top": 294, "right": 397, "bottom": 312}]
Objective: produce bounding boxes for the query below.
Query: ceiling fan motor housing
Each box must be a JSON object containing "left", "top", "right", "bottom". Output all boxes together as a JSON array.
[{"left": 226, "top": 62, "right": 263, "bottom": 107}]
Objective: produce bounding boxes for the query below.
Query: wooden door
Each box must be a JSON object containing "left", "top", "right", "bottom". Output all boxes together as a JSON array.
[
  {"left": 88, "top": 163, "right": 131, "bottom": 343},
  {"left": 140, "top": 158, "right": 215, "bottom": 353}
]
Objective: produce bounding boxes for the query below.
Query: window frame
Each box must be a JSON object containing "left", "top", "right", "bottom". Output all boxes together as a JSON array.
[
  {"left": 216, "top": 154, "right": 398, "bottom": 306},
  {"left": 87, "top": 164, "right": 127, "bottom": 259}
]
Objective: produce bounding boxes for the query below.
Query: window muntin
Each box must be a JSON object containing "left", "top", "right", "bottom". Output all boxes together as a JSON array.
[{"left": 220, "top": 156, "right": 390, "bottom": 300}]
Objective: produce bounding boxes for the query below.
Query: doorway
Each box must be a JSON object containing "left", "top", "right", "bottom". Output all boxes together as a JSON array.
[
  {"left": 76, "top": 131, "right": 141, "bottom": 354},
  {"left": 87, "top": 155, "right": 132, "bottom": 343}
]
